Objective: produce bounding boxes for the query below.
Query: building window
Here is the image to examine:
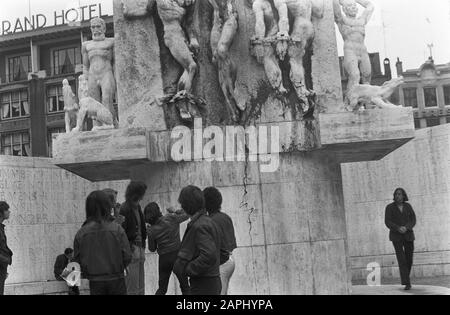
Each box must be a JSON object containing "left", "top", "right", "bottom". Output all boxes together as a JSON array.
[
  {"left": 1, "top": 89, "right": 30, "bottom": 120},
  {"left": 8, "top": 55, "right": 32, "bottom": 82},
  {"left": 1, "top": 131, "right": 31, "bottom": 156},
  {"left": 47, "top": 81, "right": 75, "bottom": 113},
  {"left": 53, "top": 47, "right": 81, "bottom": 75},
  {"left": 48, "top": 127, "right": 65, "bottom": 157},
  {"left": 403, "top": 88, "right": 418, "bottom": 108},
  {"left": 424, "top": 87, "right": 438, "bottom": 108},
  {"left": 444, "top": 85, "right": 450, "bottom": 105}
]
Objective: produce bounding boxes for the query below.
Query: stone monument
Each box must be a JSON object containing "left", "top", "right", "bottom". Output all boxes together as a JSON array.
[
  {"left": 62, "top": 79, "right": 79, "bottom": 133},
  {"left": 82, "top": 17, "right": 118, "bottom": 128},
  {"left": 334, "top": 0, "right": 373, "bottom": 92},
  {"left": 53, "top": 0, "right": 415, "bottom": 295},
  {"left": 333, "top": 0, "right": 404, "bottom": 112},
  {"left": 72, "top": 75, "right": 115, "bottom": 132}
]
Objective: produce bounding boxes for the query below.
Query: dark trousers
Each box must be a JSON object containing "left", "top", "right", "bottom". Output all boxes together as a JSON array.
[
  {"left": 57, "top": 279, "right": 80, "bottom": 295},
  {"left": 69, "top": 286, "right": 80, "bottom": 296},
  {"left": 189, "top": 276, "right": 222, "bottom": 296},
  {"left": 89, "top": 278, "right": 127, "bottom": 295},
  {"left": 156, "top": 251, "right": 190, "bottom": 295},
  {"left": 0, "top": 264, "right": 7, "bottom": 295},
  {"left": 393, "top": 241, "right": 414, "bottom": 286}
]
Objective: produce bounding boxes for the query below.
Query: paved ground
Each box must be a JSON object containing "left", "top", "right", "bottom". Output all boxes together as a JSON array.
[
  {"left": 353, "top": 276, "right": 450, "bottom": 289},
  {"left": 352, "top": 285, "right": 450, "bottom": 295},
  {"left": 352, "top": 276, "right": 450, "bottom": 295}
]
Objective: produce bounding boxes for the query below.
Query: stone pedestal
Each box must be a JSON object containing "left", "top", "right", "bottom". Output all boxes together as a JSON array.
[
  {"left": 53, "top": 108, "right": 415, "bottom": 295},
  {"left": 132, "top": 151, "right": 349, "bottom": 295},
  {"left": 113, "top": 0, "right": 167, "bottom": 130}
]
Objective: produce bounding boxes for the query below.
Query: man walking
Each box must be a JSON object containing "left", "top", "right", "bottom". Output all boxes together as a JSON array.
[
  {"left": 385, "top": 188, "right": 417, "bottom": 291},
  {"left": 173, "top": 186, "right": 222, "bottom": 295},
  {"left": 120, "top": 182, "right": 148, "bottom": 295},
  {"left": 0, "top": 201, "right": 13, "bottom": 296},
  {"left": 204, "top": 187, "right": 237, "bottom": 295}
]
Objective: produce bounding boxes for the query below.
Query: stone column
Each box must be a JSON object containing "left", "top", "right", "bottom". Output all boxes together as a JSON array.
[
  {"left": 113, "top": 0, "right": 167, "bottom": 131},
  {"left": 311, "top": 0, "right": 345, "bottom": 113},
  {"left": 130, "top": 152, "right": 350, "bottom": 295}
]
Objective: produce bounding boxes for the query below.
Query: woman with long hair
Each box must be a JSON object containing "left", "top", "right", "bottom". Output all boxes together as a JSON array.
[{"left": 74, "top": 191, "right": 132, "bottom": 295}]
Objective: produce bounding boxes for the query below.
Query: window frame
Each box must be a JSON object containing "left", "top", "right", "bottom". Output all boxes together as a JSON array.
[
  {"left": 6, "top": 53, "right": 32, "bottom": 83},
  {"left": 51, "top": 45, "right": 82, "bottom": 76},
  {"left": 443, "top": 85, "right": 450, "bottom": 106},
  {"left": 423, "top": 86, "right": 438, "bottom": 108},
  {"left": 0, "top": 88, "right": 30, "bottom": 121},
  {"left": 403, "top": 87, "right": 418, "bottom": 109},
  {"left": 1, "top": 131, "right": 31, "bottom": 157}
]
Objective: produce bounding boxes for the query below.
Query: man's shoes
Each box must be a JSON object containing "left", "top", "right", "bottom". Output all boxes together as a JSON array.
[{"left": 404, "top": 285, "right": 412, "bottom": 291}]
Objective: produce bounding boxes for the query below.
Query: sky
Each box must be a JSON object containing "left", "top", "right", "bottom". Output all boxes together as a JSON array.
[{"left": 0, "top": 0, "right": 449, "bottom": 73}]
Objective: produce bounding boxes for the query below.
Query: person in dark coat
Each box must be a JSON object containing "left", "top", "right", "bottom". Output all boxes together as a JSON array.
[
  {"left": 173, "top": 186, "right": 222, "bottom": 295},
  {"left": 0, "top": 201, "right": 13, "bottom": 296},
  {"left": 145, "top": 202, "right": 190, "bottom": 295},
  {"left": 385, "top": 188, "right": 417, "bottom": 291},
  {"left": 54, "top": 248, "right": 80, "bottom": 295},
  {"left": 120, "top": 182, "right": 148, "bottom": 295},
  {"left": 204, "top": 187, "right": 237, "bottom": 295},
  {"left": 74, "top": 191, "right": 132, "bottom": 295}
]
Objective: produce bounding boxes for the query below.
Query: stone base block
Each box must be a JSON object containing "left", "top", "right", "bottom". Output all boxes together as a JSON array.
[{"left": 320, "top": 108, "right": 415, "bottom": 163}]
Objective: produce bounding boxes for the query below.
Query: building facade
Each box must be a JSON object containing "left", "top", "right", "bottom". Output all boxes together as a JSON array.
[
  {"left": 396, "top": 57, "right": 450, "bottom": 129},
  {"left": 0, "top": 16, "right": 113, "bottom": 158}
]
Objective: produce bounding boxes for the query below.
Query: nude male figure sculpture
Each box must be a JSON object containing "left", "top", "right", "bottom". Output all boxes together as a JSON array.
[
  {"left": 122, "top": 0, "right": 198, "bottom": 93},
  {"left": 209, "top": 0, "right": 240, "bottom": 122},
  {"left": 334, "top": 0, "right": 374, "bottom": 92},
  {"left": 82, "top": 17, "right": 117, "bottom": 127},
  {"left": 62, "top": 79, "right": 79, "bottom": 133},
  {"left": 273, "top": 0, "right": 323, "bottom": 111},
  {"left": 156, "top": 0, "right": 199, "bottom": 93},
  {"left": 251, "top": 0, "right": 287, "bottom": 95}
]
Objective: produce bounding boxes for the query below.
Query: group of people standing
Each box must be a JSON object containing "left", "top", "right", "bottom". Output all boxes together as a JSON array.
[
  {"left": 0, "top": 187, "right": 417, "bottom": 295},
  {"left": 71, "top": 182, "right": 237, "bottom": 295}
]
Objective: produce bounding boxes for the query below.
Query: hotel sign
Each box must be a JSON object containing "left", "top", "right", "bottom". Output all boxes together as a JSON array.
[{"left": 1, "top": 3, "right": 109, "bottom": 36}]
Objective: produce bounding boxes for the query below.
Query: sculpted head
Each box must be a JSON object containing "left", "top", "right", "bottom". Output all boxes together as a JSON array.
[
  {"left": 62, "top": 79, "right": 72, "bottom": 96},
  {"left": 91, "top": 17, "right": 106, "bottom": 41},
  {"left": 340, "top": 0, "right": 358, "bottom": 18}
]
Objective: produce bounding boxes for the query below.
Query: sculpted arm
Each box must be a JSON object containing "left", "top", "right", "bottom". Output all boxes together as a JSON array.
[
  {"left": 333, "top": 0, "right": 344, "bottom": 25},
  {"left": 356, "top": 0, "right": 374, "bottom": 24}
]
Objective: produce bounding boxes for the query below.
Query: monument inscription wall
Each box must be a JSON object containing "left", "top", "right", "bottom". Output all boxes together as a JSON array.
[{"left": 0, "top": 156, "right": 127, "bottom": 294}]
